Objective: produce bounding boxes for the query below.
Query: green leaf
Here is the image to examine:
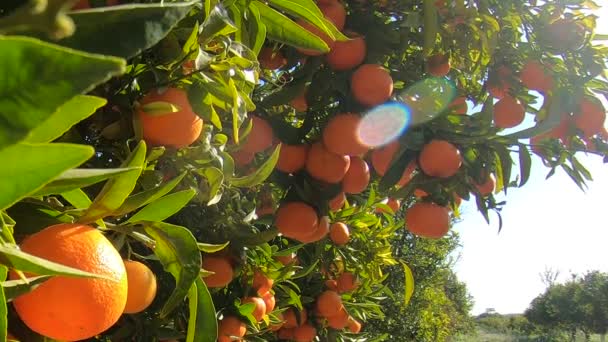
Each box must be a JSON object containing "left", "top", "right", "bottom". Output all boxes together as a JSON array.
[
  {"left": 518, "top": 143, "right": 532, "bottom": 187},
  {"left": 186, "top": 277, "right": 217, "bottom": 342},
  {"left": 251, "top": 1, "right": 329, "bottom": 52},
  {"left": 400, "top": 261, "right": 415, "bottom": 306},
  {"left": 0, "top": 244, "right": 109, "bottom": 280},
  {"left": 127, "top": 189, "right": 196, "bottom": 223},
  {"left": 79, "top": 141, "right": 147, "bottom": 223},
  {"left": 267, "top": 0, "right": 347, "bottom": 41},
  {"left": 60, "top": 1, "right": 198, "bottom": 58},
  {"left": 0, "top": 143, "right": 94, "bottom": 211},
  {"left": 0, "top": 36, "right": 125, "bottom": 150},
  {"left": 143, "top": 222, "right": 202, "bottom": 318},
  {"left": 197, "top": 167, "right": 224, "bottom": 205},
  {"left": 2, "top": 275, "right": 52, "bottom": 302},
  {"left": 62, "top": 189, "right": 92, "bottom": 209},
  {"left": 34, "top": 167, "right": 138, "bottom": 196},
  {"left": 26, "top": 95, "right": 107, "bottom": 143},
  {"left": 114, "top": 172, "right": 186, "bottom": 217},
  {"left": 6, "top": 201, "right": 73, "bottom": 236},
  {"left": 247, "top": 1, "right": 267, "bottom": 55},
  {"left": 197, "top": 241, "right": 229, "bottom": 253},
  {"left": 0, "top": 267, "right": 6, "bottom": 342},
  {"left": 200, "top": 4, "right": 238, "bottom": 45},
  {"left": 229, "top": 144, "right": 280, "bottom": 187}
]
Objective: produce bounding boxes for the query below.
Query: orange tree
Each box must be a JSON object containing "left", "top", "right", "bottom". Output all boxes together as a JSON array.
[{"left": 0, "top": 0, "right": 607, "bottom": 341}]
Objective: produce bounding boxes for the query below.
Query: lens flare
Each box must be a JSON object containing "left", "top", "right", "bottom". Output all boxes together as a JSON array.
[
  {"left": 357, "top": 102, "right": 411, "bottom": 148},
  {"left": 394, "top": 77, "right": 457, "bottom": 126}
]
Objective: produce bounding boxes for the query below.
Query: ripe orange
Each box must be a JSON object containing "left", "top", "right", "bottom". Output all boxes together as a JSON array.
[
  {"left": 494, "top": 96, "right": 525, "bottom": 129},
  {"left": 123, "top": 260, "right": 157, "bottom": 314},
  {"left": 336, "top": 272, "right": 358, "bottom": 293},
  {"left": 242, "top": 116, "right": 274, "bottom": 153},
  {"left": 291, "top": 90, "right": 308, "bottom": 112},
  {"left": 232, "top": 149, "right": 254, "bottom": 167},
  {"left": 371, "top": 141, "right": 399, "bottom": 175},
  {"left": 259, "top": 47, "right": 286, "bottom": 70},
  {"left": 262, "top": 292, "right": 276, "bottom": 313},
  {"left": 397, "top": 161, "right": 417, "bottom": 187},
  {"left": 448, "top": 96, "right": 468, "bottom": 115},
  {"left": 277, "top": 144, "right": 309, "bottom": 173},
  {"left": 270, "top": 312, "right": 285, "bottom": 331},
  {"left": 323, "top": 113, "right": 370, "bottom": 156},
  {"left": 405, "top": 202, "right": 450, "bottom": 239},
  {"left": 275, "top": 202, "right": 319, "bottom": 241},
  {"left": 520, "top": 60, "right": 553, "bottom": 93},
  {"left": 329, "top": 192, "right": 346, "bottom": 212},
  {"left": 376, "top": 198, "right": 401, "bottom": 214},
  {"left": 329, "top": 222, "right": 350, "bottom": 245},
  {"left": 419, "top": 140, "right": 462, "bottom": 178},
  {"left": 320, "top": 1, "right": 346, "bottom": 30},
  {"left": 301, "top": 216, "right": 330, "bottom": 243},
  {"left": 277, "top": 328, "right": 295, "bottom": 339},
  {"left": 342, "top": 157, "right": 370, "bottom": 194},
  {"left": 11, "top": 224, "right": 128, "bottom": 341},
  {"left": 574, "top": 97, "right": 606, "bottom": 137},
  {"left": 296, "top": 20, "right": 335, "bottom": 56},
  {"left": 275, "top": 252, "right": 297, "bottom": 265},
  {"left": 347, "top": 317, "right": 362, "bottom": 333},
  {"left": 293, "top": 324, "right": 317, "bottom": 342},
  {"left": 252, "top": 270, "right": 274, "bottom": 296},
  {"left": 475, "top": 173, "right": 496, "bottom": 196},
  {"left": 284, "top": 308, "right": 308, "bottom": 328},
  {"left": 487, "top": 66, "right": 513, "bottom": 99},
  {"left": 327, "top": 307, "right": 350, "bottom": 329},
  {"left": 426, "top": 54, "right": 450, "bottom": 77},
  {"left": 351, "top": 64, "right": 394, "bottom": 106},
  {"left": 325, "top": 279, "right": 339, "bottom": 291},
  {"left": 137, "top": 87, "right": 203, "bottom": 148},
  {"left": 306, "top": 142, "right": 351, "bottom": 183},
  {"left": 316, "top": 290, "right": 343, "bottom": 317},
  {"left": 545, "top": 18, "right": 585, "bottom": 51},
  {"left": 218, "top": 316, "right": 246, "bottom": 342},
  {"left": 326, "top": 34, "right": 366, "bottom": 71},
  {"left": 243, "top": 296, "right": 267, "bottom": 321},
  {"left": 202, "top": 256, "right": 234, "bottom": 288}
]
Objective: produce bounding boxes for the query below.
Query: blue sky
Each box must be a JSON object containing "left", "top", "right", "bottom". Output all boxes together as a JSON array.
[{"left": 452, "top": 5, "right": 608, "bottom": 315}]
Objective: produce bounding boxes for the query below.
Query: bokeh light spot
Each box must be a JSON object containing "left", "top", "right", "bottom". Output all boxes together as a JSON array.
[
  {"left": 358, "top": 102, "right": 411, "bottom": 148},
  {"left": 394, "top": 77, "right": 457, "bottom": 126}
]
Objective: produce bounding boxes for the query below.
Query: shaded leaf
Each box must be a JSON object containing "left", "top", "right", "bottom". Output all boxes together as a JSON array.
[
  {"left": 0, "top": 267, "right": 6, "bottom": 342},
  {"left": 229, "top": 144, "right": 280, "bottom": 187},
  {"left": 400, "top": 261, "right": 415, "bottom": 306},
  {"left": 6, "top": 201, "right": 73, "bottom": 236},
  {"left": 35, "top": 167, "right": 138, "bottom": 196},
  {"left": 197, "top": 242, "right": 229, "bottom": 253},
  {"left": 114, "top": 172, "right": 186, "bottom": 216},
  {"left": 186, "top": 277, "right": 217, "bottom": 342},
  {"left": 518, "top": 143, "right": 532, "bottom": 187},
  {"left": 2, "top": 275, "right": 52, "bottom": 302}
]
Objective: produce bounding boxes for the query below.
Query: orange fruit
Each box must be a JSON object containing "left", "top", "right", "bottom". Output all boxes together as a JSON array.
[
  {"left": 351, "top": 64, "right": 394, "bottom": 106},
  {"left": 123, "top": 260, "right": 157, "bottom": 314},
  {"left": 371, "top": 141, "right": 399, "bottom": 175},
  {"left": 520, "top": 60, "right": 553, "bottom": 92},
  {"left": 320, "top": 1, "right": 346, "bottom": 30},
  {"left": 325, "top": 279, "right": 339, "bottom": 291},
  {"left": 396, "top": 161, "right": 417, "bottom": 187},
  {"left": 336, "top": 272, "right": 358, "bottom": 293},
  {"left": 326, "top": 34, "right": 366, "bottom": 71},
  {"left": 293, "top": 324, "right": 317, "bottom": 342},
  {"left": 487, "top": 66, "right": 513, "bottom": 99},
  {"left": 448, "top": 96, "right": 468, "bottom": 115},
  {"left": 544, "top": 18, "right": 585, "bottom": 51},
  {"left": 243, "top": 296, "right": 267, "bottom": 321},
  {"left": 306, "top": 142, "right": 351, "bottom": 183},
  {"left": 405, "top": 202, "right": 450, "bottom": 239},
  {"left": 232, "top": 149, "right": 254, "bottom": 167},
  {"left": 329, "top": 222, "right": 350, "bottom": 245},
  {"left": 347, "top": 317, "right": 362, "bottom": 333},
  {"left": 277, "top": 327, "right": 295, "bottom": 339},
  {"left": 291, "top": 90, "right": 308, "bottom": 112},
  {"left": 262, "top": 292, "right": 276, "bottom": 313},
  {"left": 327, "top": 307, "right": 350, "bottom": 329},
  {"left": 574, "top": 97, "right": 606, "bottom": 137},
  {"left": 277, "top": 144, "right": 309, "bottom": 173},
  {"left": 323, "top": 113, "right": 369, "bottom": 156},
  {"left": 426, "top": 54, "right": 450, "bottom": 77},
  {"left": 242, "top": 116, "right": 274, "bottom": 153},
  {"left": 218, "top": 316, "right": 247, "bottom": 342},
  {"left": 11, "top": 224, "right": 128, "bottom": 341},
  {"left": 137, "top": 87, "right": 203, "bottom": 148},
  {"left": 414, "top": 188, "right": 428, "bottom": 198},
  {"left": 259, "top": 47, "right": 286, "bottom": 70},
  {"left": 475, "top": 173, "right": 496, "bottom": 196},
  {"left": 275, "top": 202, "right": 319, "bottom": 241},
  {"left": 296, "top": 20, "right": 335, "bottom": 56},
  {"left": 301, "top": 216, "right": 330, "bottom": 243},
  {"left": 316, "top": 290, "right": 343, "bottom": 317},
  {"left": 202, "top": 256, "right": 234, "bottom": 288},
  {"left": 494, "top": 96, "right": 525, "bottom": 129},
  {"left": 342, "top": 156, "right": 370, "bottom": 194},
  {"left": 275, "top": 252, "right": 297, "bottom": 265},
  {"left": 270, "top": 312, "right": 285, "bottom": 331},
  {"left": 419, "top": 140, "right": 462, "bottom": 178},
  {"left": 329, "top": 192, "right": 346, "bottom": 211},
  {"left": 284, "top": 308, "right": 308, "bottom": 328},
  {"left": 376, "top": 198, "right": 401, "bottom": 214},
  {"left": 252, "top": 270, "right": 274, "bottom": 296}
]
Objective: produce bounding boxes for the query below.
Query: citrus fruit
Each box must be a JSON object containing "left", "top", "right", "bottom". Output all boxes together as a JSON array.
[
  {"left": 320, "top": 1, "right": 346, "bottom": 30},
  {"left": 123, "top": 260, "right": 157, "bottom": 314},
  {"left": 574, "top": 97, "right": 606, "bottom": 137},
  {"left": 326, "top": 34, "right": 366, "bottom": 71},
  {"left": 419, "top": 140, "right": 462, "bottom": 178},
  {"left": 293, "top": 324, "right": 317, "bottom": 342},
  {"left": 242, "top": 115, "right": 274, "bottom": 153},
  {"left": 252, "top": 270, "right": 274, "bottom": 296},
  {"left": 11, "top": 223, "right": 128, "bottom": 341},
  {"left": 329, "top": 222, "right": 350, "bottom": 245},
  {"left": 327, "top": 307, "right": 350, "bottom": 329},
  {"left": 270, "top": 312, "right": 285, "bottom": 331},
  {"left": 291, "top": 90, "right": 308, "bottom": 112},
  {"left": 259, "top": 47, "right": 286, "bottom": 70},
  {"left": 296, "top": 20, "right": 335, "bottom": 56},
  {"left": 277, "top": 144, "right": 309, "bottom": 173},
  {"left": 371, "top": 141, "right": 399, "bottom": 175},
  {"left": 336, "top": 272, "right": 358, "bottom": 293},
  {"left": 232, "top": 149, "right": 254, "bottom": 167},
  {"left": 520, "top": 60, "right": 553, "bottom": 92},
  {"left": 405, "top": 202, "right": 451, "bottom": 239},
  {"left": 275, "top": 252, "right": 297, "bottom": 265},
  {"left": 137, "top": 87, "right": 203, "bottom": 148},
  {"left": 494, "top": 96, "right": 525, "bottom": 129},
  {"left": 323, "top": 113, "right": 369, "bottom": 156},
  {"left": 302, "top": 216, "right": 330, "bottom": 243},
  {"left": 426, "top": 54, "right": 450, "bottom": 77},
  {"left": 284, "top": 308, "right": 307, "bottom": 328},
  {"left": 326, "top": 279, "right": 339, "bottom": 291},
  {"left": 342, "top": 156, "right": 370, "bottom": 194},
  {"left": 278, "top": 328, "right": 295, "bottom": 339},
  {"left": 448, "top": 96, "right": 467, "bottom": 115},
  {"left": 316, "top": 290, "right": 343, "bottom": 317},
  {"left": 544, "top": 18, "right": 586, "bottom": 51},
  {"left": 275, "top": 202, "right": 319, "bottom": 241},
  {"left": 475, "top": 173, "right": 496, "bottom": 196},
  {"left": 242, "top": 296, "right": 267, "bottom": 321},
  {"left": 262, "top": 292, "right": 276, "bottom": 313},
  {"left": 202, "top": 256, "right": 234, "bottom": 288},
  {"left": 218, "top": 316, "right": 246, "bottom": 342},
  {"left": 348, "top": 318, "right": 362, "bottom": 333},
  {"left": 487, "top": 66, "right": 513, "bottom": 99},
  {"left": 329, "top": 192, "right": 346, "bottom": 211},
  {"left": 376, "top": 198, "right": 401, "bottom": 214},
  {"left": 351, "top": 64, "right": 394, "bottom": 106},
  {"left": 306, "top": 142, "right": 351, "bottom": 183}
]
